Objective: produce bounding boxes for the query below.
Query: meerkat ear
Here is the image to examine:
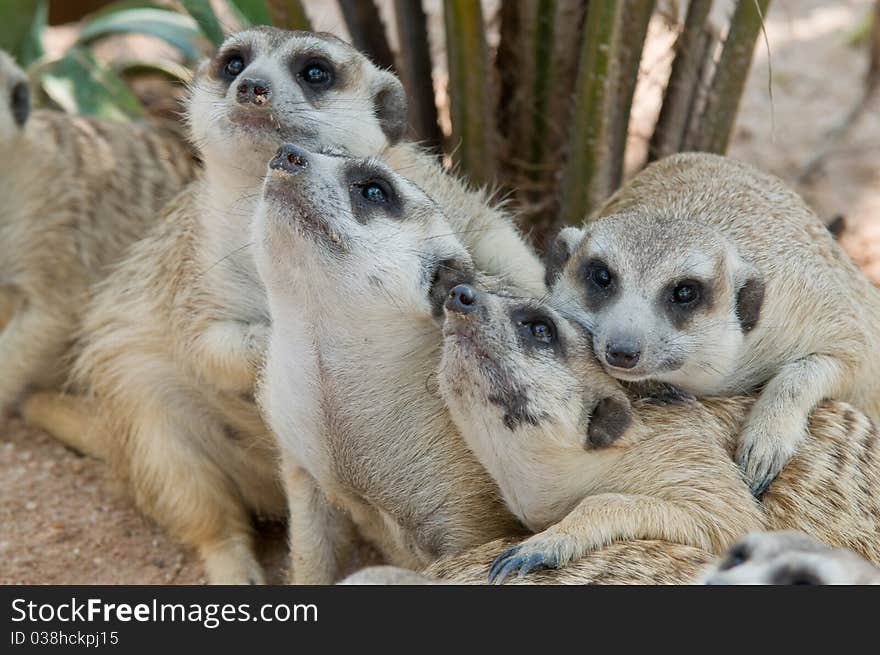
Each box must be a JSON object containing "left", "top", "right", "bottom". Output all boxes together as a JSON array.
[
  {"left": 732, "top": 257, "right": 765, "bottom": 333},
  {"left": 10, "top": 79, "right": 29, "bottom": 127},
  {"left": 585, "top": 395, "right": 632, "bottom": 449},
  {"left": 371, "top": 70, "right": 408, "bottom": 144},
  {"left": 736, "top": 277, "right": 764, "bottom": 333},
  {"left": 544, "top": 227, "right": 586, "bottom": 288}
]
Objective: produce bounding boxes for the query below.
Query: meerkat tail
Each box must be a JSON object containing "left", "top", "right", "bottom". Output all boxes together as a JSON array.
[{"left": 21, "top": 391, "right": 108, "bottom": 460}]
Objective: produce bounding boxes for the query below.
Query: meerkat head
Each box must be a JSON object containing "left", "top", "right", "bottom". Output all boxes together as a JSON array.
[
  {"left": 547, "top": 214, "right": 765, "bottom": 394},
  {"left": 256, "top": 143, "right": 473, "bottom": 318},
  {"left": 188, "top": 27, "right": 407, "bottom": 173},
  {"left": 439, "top": 286, "right": 632, "bottom": 451},
  {"left": 0, "top": 50, "right": 30, "bottom": 143},
  {"left": 701, "top": 531, "right": 880, "bottom": 585}
]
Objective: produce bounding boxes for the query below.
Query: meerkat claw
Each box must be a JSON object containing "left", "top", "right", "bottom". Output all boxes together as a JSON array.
[
  {"left": 488, "top": 545, "right": 558, "bottom": 584},
  {"left": 488, "top": 545, "right": 521, "bottom": 583}
]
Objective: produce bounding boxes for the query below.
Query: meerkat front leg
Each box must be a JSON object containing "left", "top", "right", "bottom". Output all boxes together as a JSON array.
[
  {"left": 0, "top": 300, "right": 68, "bottom": 415},
  {"left": 0, "top": 284, "right": 23, "bottom": 330},
  {"left": 284, "top": 459, "right": 357, "bottom": 585},
  {"left": 487, "top": 493, "right": 731, "bottom": 584},
  {"left": 190, "top": 320, "right": 270, "bottom": 394},
  {"left": 736, "top": 353, "right": 848, "bottom": 496}
]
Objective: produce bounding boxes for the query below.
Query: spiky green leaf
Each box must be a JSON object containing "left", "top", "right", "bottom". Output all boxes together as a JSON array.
[
  {"left": 180, "top": 0, "right": 226, "bottom": 46},
  {"left": 38, "top": 45, "right": 145, "bottom": 120},
  {"left": 78, "top": 8, "right": 204, "bottom": 62}
]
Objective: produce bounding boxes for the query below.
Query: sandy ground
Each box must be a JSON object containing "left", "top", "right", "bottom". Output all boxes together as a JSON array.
[{"left": 2, "top": 0, "right": 878, "bottom": 584}]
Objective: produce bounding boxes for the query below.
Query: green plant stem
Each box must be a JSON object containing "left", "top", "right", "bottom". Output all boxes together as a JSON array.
[
  {"left": 691, "top": 0, "right": 771, "bottom": 154},
  {"left": 444, "top": 0, "right": 494, "bottom": 185}
]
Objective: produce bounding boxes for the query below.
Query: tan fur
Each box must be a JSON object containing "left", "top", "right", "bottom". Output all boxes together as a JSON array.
[
  {"left": 0, "top": 51, "right": 197, "bottom": 416},
  {"left": 24, "top": 29, "right": 542, "bottom": 584},
  {"left": 255, "top": 146, "right": 525, "bottom": 585},
  {"left": 425, "top": 539, "right": 714, "bottom": 584},
  {"left": 438, "top": 289, "right": 880, "bottom": 581},
  {"left": 341, "top": 540, "right": 714, "bottom": 584},
  {"left": 701, "top": 531, "right": 880, "bottom": 585},
  {"left": 550, "top": 152, "right": 880, "bottom": 494}
]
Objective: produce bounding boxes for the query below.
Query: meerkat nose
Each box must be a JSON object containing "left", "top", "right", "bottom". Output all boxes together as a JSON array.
[
  {"left": 236, "top": 77, "right": 272, "bottom": 106},
  {"left": 605, "top": 340, "right": 641, "bottom": 369},
  {"left": 270, "top": 144, "right": 310, "bottom": 174},
  {"left": 446, "top": 284, "right": 478, "bottom": 315}
]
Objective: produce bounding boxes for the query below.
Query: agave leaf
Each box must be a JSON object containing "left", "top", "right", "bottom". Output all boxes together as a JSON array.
[
  {"left": 0, "top": 0, "right": 46, "bottom": 66},
  {"left": 114, "top": 58, "right": 193, "bottom": 83},
  {"left": 180, "top": 0, "right": 226, "bottom": 46},
  {"left": 37, "top": 45, "right": 145, "bottom": 120},
  {"left": 78, "top": 7, "right": 204, "bottom": 62},
  {"left": 228, "top": 0, "right": 273, "bottom": 26}
]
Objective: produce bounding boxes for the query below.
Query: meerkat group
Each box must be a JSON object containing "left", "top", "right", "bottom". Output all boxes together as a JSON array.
[{"left": 4, "top": 24, "right": 880, "bottom": 586}]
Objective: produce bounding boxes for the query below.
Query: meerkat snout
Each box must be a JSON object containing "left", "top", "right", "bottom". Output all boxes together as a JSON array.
[
  {"left": 605, "top": 338, "right": 641, "bottom": 370},
  {"left": 236, "top": 77, "right": 272, "bottom": 106},
  {"left": 269, "top": 143, "right": 310, "bottom": 173},
  {"left": 446, "top": 284, "right": 478, "bottom": 315},
  {"left": 10, "top": 79, "right": 28, "bottom": 127}
]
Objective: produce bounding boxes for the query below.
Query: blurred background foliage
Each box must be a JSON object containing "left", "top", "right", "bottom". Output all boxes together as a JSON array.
[{"left": 2, "top": 0, "right": 876, "bottom": 243}]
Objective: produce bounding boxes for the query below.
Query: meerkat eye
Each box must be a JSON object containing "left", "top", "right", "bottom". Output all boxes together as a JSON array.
[
  {"left": 358, "top": 179, "right": 392, "bottom": 204},
  {"left": 671, "top": 280, "right": 701, "bottom": 305},
  {"left": 223, "top": 54, "right": 245, "bottom": 78},
  {"left": 300, "top": 59, "right": 334, "bottom": 87},
  {"left": 718, "top": 544, "right": 749, "bottom": 571},
  {"left": 587, "top": 262, "right": 613, "bottom": 289},
  {"left": 519, "top": 319, "right": 556, "bottom": 345}
]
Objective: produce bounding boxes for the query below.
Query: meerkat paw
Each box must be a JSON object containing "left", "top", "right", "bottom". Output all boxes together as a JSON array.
[
  {"left": 736, "top": 418, "right": 804, "bottom": 497},
  {"left": 487, "top": 531, "right": 583, "bottom": 584}
]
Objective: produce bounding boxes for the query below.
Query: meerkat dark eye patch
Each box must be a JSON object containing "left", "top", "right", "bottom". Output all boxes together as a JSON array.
[
  {"left": 510, "top": 308, "right": 565, "bottom": 356},
  {"left": 585, "top": 396, "right": 631, "bottom": 449},
  {"left": 735, "top": 276, "right": 764, "bottom": 333},
  {"left": 662, "top": 278, "right": 712, "bottom": 328},
  {"left": 10, "top": 80, "right": 28, "bottom": 127},
  {"left": 213, "top": 46, "right": 252, "bottom": 83},
  {"left": 580, "top": 259, "right": 617, "bottom": 309},
  {"left": 347, "top": 167, "right": 402, "bottom": 221}
]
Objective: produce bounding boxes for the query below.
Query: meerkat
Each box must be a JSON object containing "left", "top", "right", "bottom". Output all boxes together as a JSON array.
[
  {"left": 0, "top": 51, "right": 197, "bottom": 417},
  {"left": 24, "top": 27, "right": 543, "bottom": 585},
  {"left": 701, "top": 531, "right": 880, "bottom": 585},
  {"left": 546, "top": 152, "right": 880, "bottom": 494},
  {"left": 254, "top": 144, "right": 527, "bottom": 584},
  {"left": 439, "top": 285, "right": 880, "bottom": 582}
]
